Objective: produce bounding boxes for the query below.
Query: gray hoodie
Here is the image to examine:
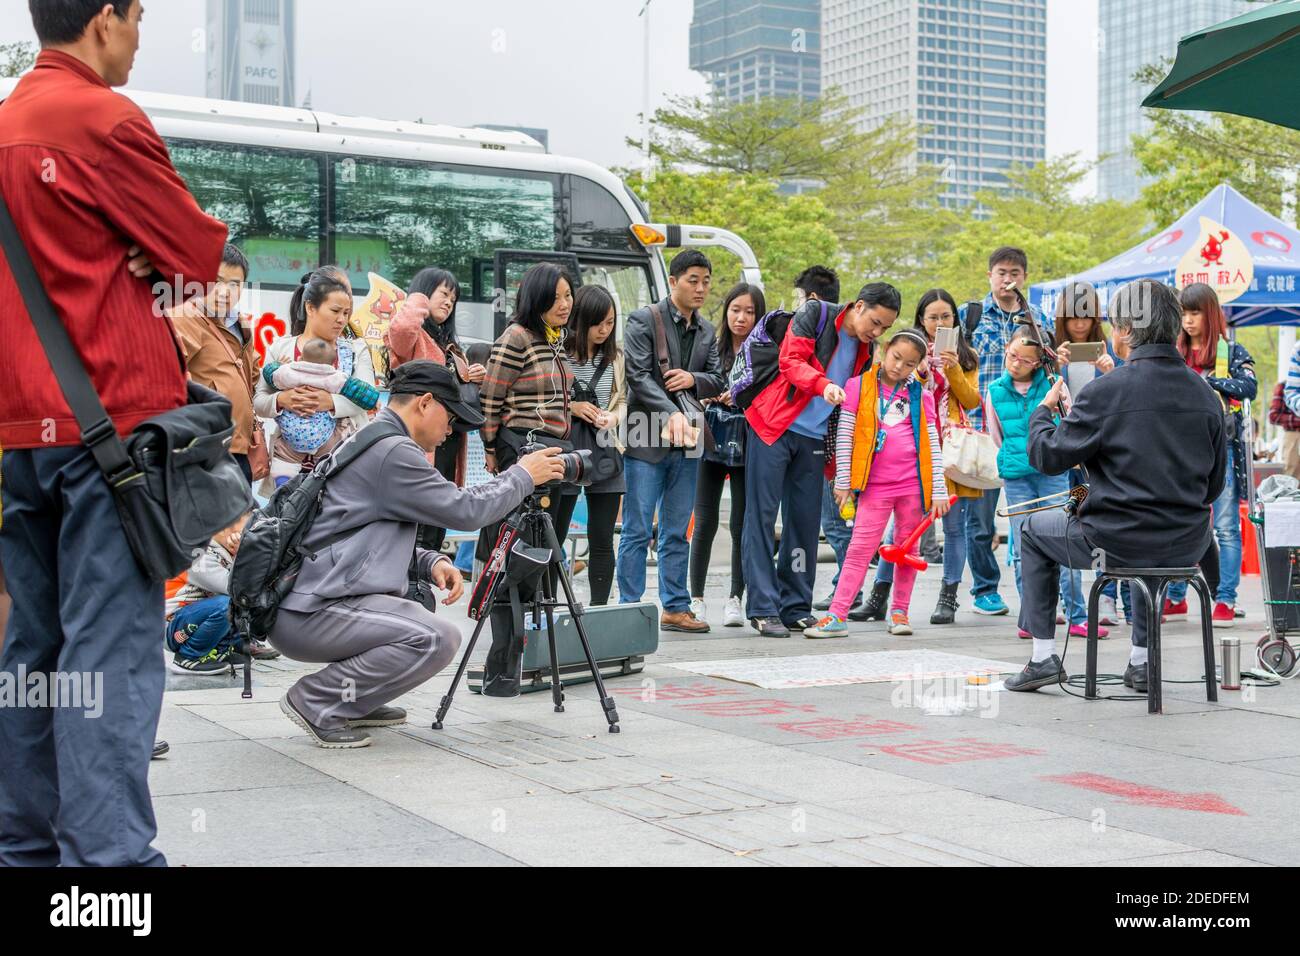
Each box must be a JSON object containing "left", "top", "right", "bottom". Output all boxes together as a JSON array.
[{"left": 280, "top": 408, "right": 534, "bottom": 614}]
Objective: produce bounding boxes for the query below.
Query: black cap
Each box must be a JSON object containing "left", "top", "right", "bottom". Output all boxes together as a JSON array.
[{"left": 388, "top": 360, "right": 485, "bottom": 429}]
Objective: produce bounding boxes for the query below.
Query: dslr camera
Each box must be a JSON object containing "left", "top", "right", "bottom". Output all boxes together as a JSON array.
[{"left": 520, "top": 439, "right": 593, "bottom": 488}]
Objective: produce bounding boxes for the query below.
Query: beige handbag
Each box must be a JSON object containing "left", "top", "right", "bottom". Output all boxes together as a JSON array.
[{"left": 943, "top": 404, "right": 1002, "bottom": 490}]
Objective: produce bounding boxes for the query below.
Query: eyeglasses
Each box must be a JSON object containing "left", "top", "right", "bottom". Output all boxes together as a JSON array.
[{"left": 1006, "top": 353, "right": 1041, "bottom": 369}]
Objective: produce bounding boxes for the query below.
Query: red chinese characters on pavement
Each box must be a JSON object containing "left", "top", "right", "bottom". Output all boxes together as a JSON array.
[
  {"left": 609, "top": 682, "right": 744, "bottom": 701},
  {"left": 877, "top": 738, "right": 1046, "bottom": 765},
  {"left": 677, "top": 699, "right": 820, "bottom": 718},
  {"left": 771, "top": 717, "right": 921, "bottom": 740}
]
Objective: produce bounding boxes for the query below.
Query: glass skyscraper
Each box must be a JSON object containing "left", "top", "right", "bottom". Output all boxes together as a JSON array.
[
  {"left": 689, "top": 0, "right": 822, "bottom": 103},
  {"left": 823, "top": 0, "right": 1047, "bottom": 210},
  {"left": 1097, "top": 0, "right": 1257, "bottom": 202}
]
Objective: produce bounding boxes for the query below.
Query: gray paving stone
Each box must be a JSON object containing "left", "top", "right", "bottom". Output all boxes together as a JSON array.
[
  {"left": 152, "top": 781, "right": 473, "bottom": 866},
  {"left": 935, "top": 816, "right": 1200, "bottom": 865},
  {"left": 148, "top": 738, "right": 336, "bottom": 797}
]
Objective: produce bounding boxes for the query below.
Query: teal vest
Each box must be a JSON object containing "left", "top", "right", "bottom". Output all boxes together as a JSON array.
[{"left": 989, "top": 369, "right": 1051, "bottom": 481}]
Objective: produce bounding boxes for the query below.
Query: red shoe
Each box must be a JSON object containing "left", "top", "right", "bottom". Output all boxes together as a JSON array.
[
  {"left": 1212, "top": 602, "right": 1236, "bottom": 628},
  {"left": 1162, "top": 599, "right": 1188, "bottom": 619},
  {"left": 1017, "top": 628, "right": 1031, "bottom": 639},
  {"left": 1069, "top": 623, "right": 1108, "bottom": 639}
]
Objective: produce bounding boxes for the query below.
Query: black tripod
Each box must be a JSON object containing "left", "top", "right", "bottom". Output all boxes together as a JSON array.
[{"left": 432, "top": 493, "right": 622, "bottom": 733}]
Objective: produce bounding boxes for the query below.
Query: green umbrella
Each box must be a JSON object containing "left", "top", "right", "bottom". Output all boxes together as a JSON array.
[{"left": 1143, "top": 0, "right": 1300, "bottom": 130}]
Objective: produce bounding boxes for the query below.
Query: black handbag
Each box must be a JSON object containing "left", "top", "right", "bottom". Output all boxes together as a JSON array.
[
  {"left": 569, "top": 353, "right": 624, "bottom": 484},
  {"left": 0, "top": 191, "right": 253, "bottom": 582},
  {"left": 649, "top": 303, "right": 715, "bottom": 453},
  {"left": 704, "top": 404, "right": 747, "bottom": 467}
]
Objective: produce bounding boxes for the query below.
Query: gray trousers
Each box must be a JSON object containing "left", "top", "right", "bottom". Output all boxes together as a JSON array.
[
  {"left": 1019, "top": 508, "right": 1184, "bottom": 649},
  {"left": 270, "top": 594, "right": 461, "bottom": 730}
]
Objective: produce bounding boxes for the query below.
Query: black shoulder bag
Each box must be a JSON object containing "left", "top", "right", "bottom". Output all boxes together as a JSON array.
[
  {"left": 0, "top": 191, "right": 253, "bottom": 581},
  {"left": 569, "top": 352, "right": 624, "bottom": 484},
  {"left": 649, "top": 303, "right": 715, "bottom": 453}
]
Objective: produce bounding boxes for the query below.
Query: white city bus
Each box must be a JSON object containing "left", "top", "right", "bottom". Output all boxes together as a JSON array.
[{"left": 0, "top": 81, "right": 761, "bottom": 348}]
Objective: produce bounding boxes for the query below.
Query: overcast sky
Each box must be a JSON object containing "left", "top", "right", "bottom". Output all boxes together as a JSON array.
[{"left": 2, "top": 0, "right": 1101, "bottom": 191}]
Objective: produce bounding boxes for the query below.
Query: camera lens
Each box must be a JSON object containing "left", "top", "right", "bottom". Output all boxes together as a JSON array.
[{"left": 560, "top": 449, "right": 594, "bottom": 486}]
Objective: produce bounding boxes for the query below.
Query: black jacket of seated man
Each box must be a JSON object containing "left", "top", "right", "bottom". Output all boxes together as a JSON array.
[{"left": 1027, "top": 342, "right": 1227, "bottom": 569}]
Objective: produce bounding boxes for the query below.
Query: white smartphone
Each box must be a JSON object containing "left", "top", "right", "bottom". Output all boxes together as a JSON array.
[{"left": 934, "top": 326, "right": 958, "bottom": 355}]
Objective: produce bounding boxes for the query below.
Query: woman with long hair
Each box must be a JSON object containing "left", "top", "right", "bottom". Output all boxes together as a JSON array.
[
  {"left": 868, "top": 289, "right": 982, "bottom": 626},
  {"left": 253, "top": 267, "right": 379, "bottom": 488},
  {"left": 1162, "top": 282, "right": 1256, "bottom": 627},
  {"left": 477, "top": 262, "right": 577, "bottom": 696},
  {"left": 386, "top": 267, "right": 487, "bottom": 552},
  {"left": 565, "top": 284, "right": 627, "bottom": 605},
  {"left": 688, "top": 281, "right": 765, "bottom": 627}
]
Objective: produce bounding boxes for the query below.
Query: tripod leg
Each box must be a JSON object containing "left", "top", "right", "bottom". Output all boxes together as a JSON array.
[
  {"left": 540, "top": 513, "right": 621, "bottom": 733},
  {"left": 433, "top": 607, "right": 495, "bottom": 730},
  {"left": 541, "top": 576, "right": 565, "bottom": 713}
]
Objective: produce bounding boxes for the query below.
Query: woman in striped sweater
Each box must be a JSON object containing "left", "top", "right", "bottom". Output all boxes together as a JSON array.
[{"left": 477, "top": 262, "right": 577, "bottom": 561}]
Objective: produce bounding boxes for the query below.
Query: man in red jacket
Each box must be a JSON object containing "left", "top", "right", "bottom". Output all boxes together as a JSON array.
[
  {"left": 741, "top": 283, "right": 899, "bottom": 636},
  {"left": 0, "top": 0, "right": 227, "bottom": 867}
]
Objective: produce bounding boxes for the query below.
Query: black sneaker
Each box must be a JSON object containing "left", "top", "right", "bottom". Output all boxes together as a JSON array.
[
  {"left": 279, "top": 695, "right": 372, "bottom": 748},
  {"left": 347, "top": 705, "right": 408, "bottom": 727},
  {"left": 167, "top": 647, "right": 231, "bottom": 676},
  {"left": 151, "top": 739, "right": 169, "bottom": 760},
  {"left": 784, "top": 615, "right": 820, "bottom": 631},
  {"left": 814, "top": 592, "right": 862, "bottom": 613},
  {"left": 750, "top": 617, "right": 790, "bottom": 638},
  {"left": 1004, "top": 654, "right": 1066, "bottom": 692},
  {"left": 1122, "top": 662, "right": 1149, "bottom": 693}
]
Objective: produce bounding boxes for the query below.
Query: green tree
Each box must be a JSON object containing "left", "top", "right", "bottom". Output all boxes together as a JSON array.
[
  {"left": 925, "top": 155, "right": 1148, "bottom": 306},
  {"left": 0, "top": 42, "right": 36, "bottom": 79},
  {"left": 1132, "top": 62, "right": 1300, "bottom": 225},
  {"left": 631, "top": 91, "right": 947, "bottom": 290},
  {"left": 625, "top": 168, "right": 839, "bottom": 316}
]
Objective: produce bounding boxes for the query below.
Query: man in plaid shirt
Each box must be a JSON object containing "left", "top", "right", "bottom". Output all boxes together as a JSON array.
[{"left": 965, "top": 246, "right": 1055, "bottom": 617}]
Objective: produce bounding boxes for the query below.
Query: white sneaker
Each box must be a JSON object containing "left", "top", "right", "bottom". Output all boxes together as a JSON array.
[
  {"left": 724, "top": 596, "right": 743, "bottom": 627},
  {"left": 1098, "top": 594, "right": 1118, "bottom": 626},
  {"left": 690, "top": 597, "right": 706, "bottom": 621}
]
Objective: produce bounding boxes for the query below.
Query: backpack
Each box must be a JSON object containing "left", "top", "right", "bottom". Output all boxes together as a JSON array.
[
  {"left": 228, "top": 419, "right": 405, "bottom": 645},
  {"left": 732, "top": 300, "right": 832, "bottom": 411},
  {"left": 963, "top": 301, "right": 983, "bottom": 337}
]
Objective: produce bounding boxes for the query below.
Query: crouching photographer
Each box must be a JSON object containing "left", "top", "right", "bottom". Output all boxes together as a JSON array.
[{"left": 266, "top": 360, "right": 566, "bottom": 748}]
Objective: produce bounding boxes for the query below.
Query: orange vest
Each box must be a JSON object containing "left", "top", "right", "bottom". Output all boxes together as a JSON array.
[{"left": 848, "top": 367, "right": 936, "bottom": 511}]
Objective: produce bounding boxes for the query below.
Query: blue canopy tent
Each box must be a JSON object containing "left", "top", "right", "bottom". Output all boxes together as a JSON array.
[{"left": 1030, "top": 183, "right": 1300, "bottom": 328}]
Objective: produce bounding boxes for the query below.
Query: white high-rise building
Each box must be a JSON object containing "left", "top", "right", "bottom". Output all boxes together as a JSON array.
[
  {"left": 1097, "top": 0, "right": 1257, "bottom": 202},
  {"left": 822, "top": 0, "right": 1047, "bottom": 209},
  {"left": 205, "top": 0, "right": 296, "bottom": 107}
]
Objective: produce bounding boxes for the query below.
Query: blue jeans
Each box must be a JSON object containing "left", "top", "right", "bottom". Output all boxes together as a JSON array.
[
  {"left": 1005, "top": 473, "right": 1086, "bottom": 625},
  {"left": 0, "top": 447, "right": 165, "bottom": 866},
  {"left": 166, "top": 595, "right": 235, "bottom": 660},
  {"left": 821, "top": 479, "right": 852, "bottom": 590},
  {"left": 618, "top": 452, "right": 699, "bottom": 613},
  {"left": 965, "top": 486, "right": 1002, "bottom": 597},
  {"left": 1168, "top": 447, "right": 1240, "bottom": 606},
  {"left": 454, "top": 540, "right": 475, "bottom": 574},
  {"left": 878, "top": 497, "right": 969, "bottom": 587}
]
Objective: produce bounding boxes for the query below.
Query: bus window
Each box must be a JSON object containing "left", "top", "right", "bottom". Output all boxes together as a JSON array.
[
  {"left": 568, "top": 175, "right": 638, "bottom": 253},
  {"left": 168, "top": 141, "right": 323, "bottom": 287},
  {"left": 579, "top": 262, "right": 654, "bottom": 342},
  {"left": 332, "top": 158, "right": 558, "bottom": 296}
]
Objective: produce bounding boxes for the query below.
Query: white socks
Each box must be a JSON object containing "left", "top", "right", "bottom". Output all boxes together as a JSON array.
[
  {"left": 1031, "top": 638, "right": 1056, "bottom": 663},
  {"left": 1129, "top": 645, "right": 1148, "bottom": 666}
]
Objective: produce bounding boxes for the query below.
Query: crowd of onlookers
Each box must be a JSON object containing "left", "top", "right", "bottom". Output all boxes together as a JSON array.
[{"left": 147, "top": 239, "right": 1262, "bottom": 660}]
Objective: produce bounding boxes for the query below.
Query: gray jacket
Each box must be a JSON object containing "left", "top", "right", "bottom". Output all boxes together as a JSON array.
[{"left": 280, "top": 408, "right": 534, "bottom": 614}]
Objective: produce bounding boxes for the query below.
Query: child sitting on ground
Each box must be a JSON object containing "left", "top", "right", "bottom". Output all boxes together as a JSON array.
[
  {"left": 163, "top": 514, "right": 273, "bottom": 674},
  {"left": 806, "top": 329, "right": 950, "bottom": 639}
]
